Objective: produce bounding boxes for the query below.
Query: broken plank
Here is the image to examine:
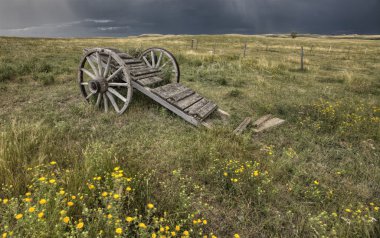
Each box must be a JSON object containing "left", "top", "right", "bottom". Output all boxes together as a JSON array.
[
  {"left": 233, "top": 117, "right": 252, "bottom": 135},
  {"left": 253, "top": 114, "right": 272, "bottom": 127},
  {"left": 186, "top": 99, "right": 208, "bottom": 115},
  {"left": 195, "top": 101, "right": 218, "bottom": 120},
  {"left": 175, "top": 93, "right": 203, "bottom": 110},
  {"left": 138, "top": 76, "right": 164, "bottom": 87},
  {"left": 253, "top": 118, "right": 285, "bottom": 133}
]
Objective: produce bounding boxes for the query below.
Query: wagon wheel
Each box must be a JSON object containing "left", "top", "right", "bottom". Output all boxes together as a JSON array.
[
  {"left": 139, "top": 47, "right": 180, "bottom": 83},
  {"left": 78, "top": 48, "right": 132, "bottom": 114}
]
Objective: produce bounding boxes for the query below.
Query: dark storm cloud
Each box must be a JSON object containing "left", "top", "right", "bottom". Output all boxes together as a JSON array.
[{"left": 0, "top": 0, "right": 379, "bottom": 37}]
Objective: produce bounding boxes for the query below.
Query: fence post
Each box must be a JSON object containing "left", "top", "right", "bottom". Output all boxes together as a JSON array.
[
  {"left": 300, "top": 46, "right": 304, "bottom": 71},
  {"left": 243, "top": 42, "right": 247, "bottom": 57}
]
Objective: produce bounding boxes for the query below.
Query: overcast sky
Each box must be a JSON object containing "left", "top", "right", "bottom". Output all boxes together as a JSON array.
[{"left": 0, "top": 0, "right": 379, "bottom": 37}]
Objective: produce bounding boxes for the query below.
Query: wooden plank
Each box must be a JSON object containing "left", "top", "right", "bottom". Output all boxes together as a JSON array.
[
  {"left": 186, "top": 99, "right": 208, "bottom": 115},
  {"left": 131, "top": 81, "right": 200, "bottom": 126},
  {"left": 168, "top": 88, "right": 194, "bottom": 102},
  {"left": 124, "top": 59, "right": 143, "bottom": 64},
  {"left": 131, "top": 72, "right": 161, "bottom": 81},
  {"left": 175, "top": 93, "right": 203, "bottom": 110},
  {"left": 253, "top": 114, "right": 272, "bottom": 127},
  {"left": 253, "top": 118, "right": 285, "bottom": 133},
  {"left": 130, "top": 68, "right": 160, "bottom": 77},
  {"left": 195, "top": 101, "right": 218, "bottom": 120},
  {"left": 137, "top": 77, "right": 163, "bottom": 87},
  {"left": 233, "top": 117, "right": 252, "bottom": 135},
  {"left": 152, "top": 83, "right": 187, "bottom": 99},
  {"left": 117, "top": 53, "right": 132, "bottom": 59}
]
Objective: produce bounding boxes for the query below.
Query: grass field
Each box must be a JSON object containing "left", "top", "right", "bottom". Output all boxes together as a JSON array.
[{"left": 0, "top": 34, "right": 379, "bottom": 237}]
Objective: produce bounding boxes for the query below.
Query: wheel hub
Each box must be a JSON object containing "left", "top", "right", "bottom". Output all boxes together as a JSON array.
[{"left": 88, "top": 77, "right": 108, "bottom": 93}]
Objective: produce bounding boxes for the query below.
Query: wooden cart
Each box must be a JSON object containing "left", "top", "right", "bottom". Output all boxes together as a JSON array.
[{"left": 77, "top": 47, "right": 228, "bottom": 126}]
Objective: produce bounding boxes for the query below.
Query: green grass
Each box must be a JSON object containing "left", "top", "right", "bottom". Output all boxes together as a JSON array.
[{"left": 0, "top": 35, "right": 380, "bottom": 237}]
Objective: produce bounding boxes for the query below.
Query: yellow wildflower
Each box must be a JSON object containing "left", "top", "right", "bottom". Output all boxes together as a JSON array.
[
  {"left": 60, "top": 210, "right": 67, "bottom": 215},
  {"left": 147, "top": 203, "right": 154, "bottom": 209},
  {"left": 332, "top": 212, "right": 338, "bottom": 217},
  {"left": 50, "top": 161, "right": 57, "bottom": 165},
  {"left": 126, "top": 187, "right": 132, "bottom": 191},
  {"left": 183, "top": 230, "right": 189, "bottom": 236},
  {"left": 160, "top": 227, "right": 164, "bottom": 232},
  {"left": 2, "top": 199, "right": 8, "bottom": 204},
  {"left": 223, "top": 172, "right": 228, "bottom": 177},
  {"left": 345, "top": 209, "right": 352, "bottom": 213},
  {"left": 38, "top": 177, "right": 46, "bottom": 181},
  {"left": 107, "top": 214, "right": 113, "bottom": 219},
  {"left": 171, "top": 232, "right": 176, "bottom": 236},
  {"left": 115, "top": 228, "right": 122, "bottom": 235},
  {"left": 39, "top": 199, "right": 47, "bottom": 205},
  {"left": 139, "top": 223, "right": 147, "bottom": 229},
  {"left": 113, "top": 194, "right": 120, "bottom": 199},
  {"left": 375, "top": 207, "right": 379, "bottom": 212},
  {"left": 151, "top": 233, "right": 157, "bottom": 238},
  {"left": 313, "top": 180, "right": 319, "bottom": 185},
  {"left": 71, "top": 195, "right": 76, "bottom": 200},
  {"left": 2, "top": 232, "right": 7, "bottom": 238},
  {"left": 67, "top": 201, "right": 74, "bottom": 207},
  {"left": 28, "top": 207, "right": 36, "bottom": 213},
  {"left": 76, "top": 222, "right": 84, "bottom": 229},
  {"left": 165, "top": 226, "right": 169, "bottom": 231},
  {"left": 24, "top": 198, "right": 32, "bottom": 202},
  {"left": 234, "top": 234, "right": 240, "bottom": 238},
  {"left": 175, "top": 225, "right": 180, "bottom": 231},
  {"left": 101, "top": 192, "right": 108, "bottom": 197},
  {"left": 25, "top": 192, "right": 32, "bottom": 196},
  {"left": 370, "top": 202, "right": 374, "bottom": 206},
  {"left": 114, "top": 167, "right": 120, "bottom": 171},
  {"left": 63, "top": 216, "right": 70, "bottom": 224},
  {"left": 203, "top": 219, "right": 207, "bottom": 225},
  {"left": 59, "top": 190, "right": 65, "bottom": 195},
  {"left": 88, "top": 184, "right": 95, "bottom": 190},
  {"left": 49, "top": 179, "right": 56, "bottom": 184},
  {"left": 15, "top": 214, "right": 23, "bottom": 220},
  {"left": 126, "top": 216, "right": 134, "bottom": 223},
  {"left": 38, "top": 212, "right": 44, "bottom": 219},
  {"left": 253, "top": 170, "right": 259, "bottom": 177}
]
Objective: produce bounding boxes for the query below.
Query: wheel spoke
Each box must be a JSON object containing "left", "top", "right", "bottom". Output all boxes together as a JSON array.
[
  {"left": 143, "top": 56, "right": 152, "bottom": 67},
  {"left": 86, "top": 56, "right": 99, "bottom": 76},
  {"left": 159, "top": 61, "right": 169, "bottom": 70},
  {"left": 108, "top": 87, "right": 127, "bottom": 103},
  {"left": 86, "top": 92, "right": 95, "bottom": 100},
  {"left": 106, "top": 92, "right": 120, "bottom": 112},
  {"left": 95, "top": 93, "right": 102, "bottom": 107},
  {"left": 106, "top": 67, "right": 123, "bottom": 81},
  {"left": 103, "top": 55, "right": 112, "bottom": 77},
  {"left": 151, "top": 50, "right": 155, "bottom": 67},
  {"left": 108, "top": 83, "right": 129, "bottom": 87},
  {"left": 81, "top": 68, "right": 96, "bottom": 79},
  {"left": 103, "top": 94, "right": 108, "bottom": 112},
  {"left": 96, "top": 52, "right": 103, "bottom": 76},
  {"left": 156, "top": 52, "right": 163, "bottom": 68}
]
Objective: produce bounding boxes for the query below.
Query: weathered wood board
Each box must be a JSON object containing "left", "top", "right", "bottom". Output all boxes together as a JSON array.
[
  {"left": 253, "top": 118, "right": 285, "bottom": 133},
  {"left": 233, "top": 117, "right": 252, "bottom": 135}
]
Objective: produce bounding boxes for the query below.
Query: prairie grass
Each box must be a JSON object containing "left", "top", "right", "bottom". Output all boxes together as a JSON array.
[{"left": 0, "top": 35, "right": 380, "bottom": 237}]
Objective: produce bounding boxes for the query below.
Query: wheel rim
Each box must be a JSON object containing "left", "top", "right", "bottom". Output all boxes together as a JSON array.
[
  {"left": 78, "top": 48, "right": 132, "bottom": 114},
  {"left": 139, "top": 47, "right": 180, "bottom": 83}
]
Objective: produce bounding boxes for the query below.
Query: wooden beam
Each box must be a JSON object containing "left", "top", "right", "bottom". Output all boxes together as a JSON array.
[{"left": 233, "top": 117, "right": 252, "bottom": 135}]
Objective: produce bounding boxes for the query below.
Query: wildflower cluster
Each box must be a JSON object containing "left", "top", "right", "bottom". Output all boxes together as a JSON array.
[
  {"left": 300, "top": 99, "right": 380, "bottom": 139},
  {"left": 308, "top": 202, "right": 379, "bottom": 237},
  {"left": 0, "top": 162, "right": 230, "bottom": 237}
]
